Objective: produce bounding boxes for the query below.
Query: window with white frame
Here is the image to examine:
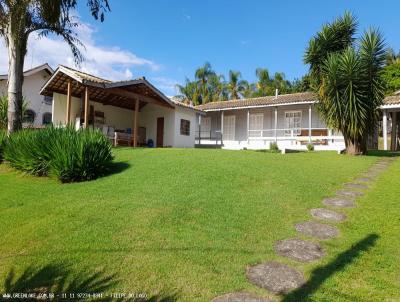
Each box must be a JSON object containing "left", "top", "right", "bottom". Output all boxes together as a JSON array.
[
  {"left": 249, "top": 113, "right": 263, "bottom": 137},
  {"left": 201, "top": 117, "right": 211, "bottom": 138},
  {"left": 285, "top": 111, "right": 302, "bottom": 135}
]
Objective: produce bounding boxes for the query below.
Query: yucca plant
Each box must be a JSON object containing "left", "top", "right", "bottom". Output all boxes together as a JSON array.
[
  {"left": 0, "top": 129, "right": 6, "bottom": 161},
  {"left": 4, "top": 126, "right": 113, "bottom": 182},
  {"left": 304, "top": 12, "right": 386, "bottom": 155},
  {"left": 50, "top": 127, "right": 113, "bottom": 182}
]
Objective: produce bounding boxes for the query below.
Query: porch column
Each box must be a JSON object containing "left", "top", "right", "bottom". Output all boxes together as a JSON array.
[
  {"left": 221, "top": 111, "right": 224, "bottom": 142},
  {"left": 383, "top": 109, "right": 388, "bottom": 150},
  {"left": 133, "top": 98, "right": 139, "bottom": 147},
  {"left": 391, "top": 112, "right": 398, "bottom": 151},
  {"left": 247, "top": 108, "right": 250, "bottom": 144},
  {"left": 308, "top": 104, "right": 312, "bottom": 143},
  {"left": 274, "top": 107, "right": 278, "bottom": 142},
  {"left": 83, "top": 86, "right": 89, "bottom": 128},
  {"left": 66, "top": 81, "right": 72, "bottom": 124},
  {"left": 198, "top": 114, "right": 201, "bottom": 145}
]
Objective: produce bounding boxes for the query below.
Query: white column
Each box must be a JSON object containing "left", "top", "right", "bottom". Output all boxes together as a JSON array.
[
  {"left": 274, "top": 107, "right": 278, "bottom": 142},
  {"left": 221, "top": 111, "right": 224, "bottom": 142},
  {"left": 247, "top": 109, "right": 250, "bottom": 144},
  {"left": 391, "top": 112, "right": 397, "bottom": 151},
  {"left": 198, "top": 114, "right": 201, "bottom": 144},
  {"left": 308, "top": 104, "right": 312, "bottom": 143},
  {"left": 383, "top": 110, "right": 388, "bottom": 151}
]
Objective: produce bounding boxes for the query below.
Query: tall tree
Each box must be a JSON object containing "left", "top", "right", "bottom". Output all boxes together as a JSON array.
[
  {"left": 226, "top": 70, "right": 247, "bottom": 99},
  {"left": 255, "top": 68, "right": 270, "bottom": 96},
  {"left": 304, "top": 12, "right": 386, "bottom": 155},
  {"left": 0, "top": 0, "right": 110, "bottom": 133},
  {"left": 176, "top": 78, "right": 201, "bottom": 105}
]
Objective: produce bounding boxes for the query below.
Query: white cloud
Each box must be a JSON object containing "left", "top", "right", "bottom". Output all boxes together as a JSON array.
[
  {"left": 151, "top": 76, "right": 179, "bottom": 96},
  {"left": 0, "top": 21, "right": 159, "bottom": 81}
]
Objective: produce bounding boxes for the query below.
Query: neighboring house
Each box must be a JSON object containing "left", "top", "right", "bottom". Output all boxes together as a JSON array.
[
  {"left": 40, "top": 65, "right": 202, "bottom": 148},
  {"left": 194, "top": 92, "right": 346, "bottom": 151},
  {"left": 381, "top": 91, "right": 400, "bottom": 151},
  {"left": 0, "top": 63, "right": 54, "bottom": 126}
]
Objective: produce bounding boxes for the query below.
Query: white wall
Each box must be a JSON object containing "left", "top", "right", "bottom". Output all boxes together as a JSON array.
[
  {"left": 174, "top": 106, "right": 196, "bottom": 148},
  {"left": 0, "top": 70, "right": 52, "bottom": 126}
]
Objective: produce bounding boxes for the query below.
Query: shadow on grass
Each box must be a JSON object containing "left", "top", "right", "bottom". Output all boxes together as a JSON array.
[
  {"left": 366, "top": 150, "right": 400, "bottom": 157},
  {"left": 103, "top": 161, "right": 130, "bottom": 178},
  {"left": 282, "top": 233, "right": 379, "bottom": 302},
  {"left": 2, "top": 263, "right": 178, "bottom": 301}
]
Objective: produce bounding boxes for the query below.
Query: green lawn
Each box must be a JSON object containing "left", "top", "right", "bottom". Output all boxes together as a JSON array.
[{"left": 0, "top": 149, "right": 399, "bottom": 301}]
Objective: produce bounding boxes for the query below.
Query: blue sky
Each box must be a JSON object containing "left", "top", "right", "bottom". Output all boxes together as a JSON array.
[{"left": 2, "top": 1, "right": 399, "bottom": 96}]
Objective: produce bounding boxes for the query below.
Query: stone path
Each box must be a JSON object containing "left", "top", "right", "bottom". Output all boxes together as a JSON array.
[
  {"left": 275, "top": 238, "right": 324, "bottom": 262},
  {"left": 213, "top": 293, "right": 271, "bottom": 302},
  {"left": 310, "top": 208, "right": 346, "bottom": 222},
  {"left": 323, "top": 197, "right": 355, "bottom": 208},
  {"left": 295, "top": 221, "right": 339, "bottom": 239},
  {"left": 246, "top": 261, "right": 305, "bottom": 294},
  {"left": 213, "top": 158, "right": 394, "bottom": 301}
]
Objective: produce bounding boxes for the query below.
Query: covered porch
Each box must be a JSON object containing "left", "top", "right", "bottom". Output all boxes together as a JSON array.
[
  {"left": 196, "top": 103, "right": 344, "bottom": 151},
  {"left": 381, "top": 94, "right": 400, "bottom": 151},
  {"left": 40, "top": 66, "right": 176, "bottom": 147}
]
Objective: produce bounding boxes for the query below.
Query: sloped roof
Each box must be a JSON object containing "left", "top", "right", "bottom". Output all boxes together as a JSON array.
[
  {"left": 195, "top": 92, "right": 316, "bottom": 111},
  {"left": 195, "top": 91, "right": 400, "bottom": 111},
  {"left": 0, "top": 63, "right": 53, "bottom": 79},
  {"left": 40, "top": 65, "right": 201, "bottom": 112}
]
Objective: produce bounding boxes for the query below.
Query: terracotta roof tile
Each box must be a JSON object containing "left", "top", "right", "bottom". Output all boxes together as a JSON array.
[{"left": 195, "top": 92, "right": 316, "bottom": 111}]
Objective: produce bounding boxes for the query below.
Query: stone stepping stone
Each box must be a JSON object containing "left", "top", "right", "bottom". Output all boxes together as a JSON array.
[
  {"left": 323, "top": 197, "right": 355, "bottom": 208},
  {"left": 355, "top": 177, "right": 372, "bottom": 183},
  {"left": 213, "top": 292, "right": 271, "bottom": 302},
  {"left": 344, "top": 183, "right": 368, "bottom": 190},
  {"left": 275, "top": 238, "right": 324, "bottom": 262},
  {"left": 336, "top": 190, "right": 364, "bottom": 198},
  {"left": 310, "top": 208, "right": 346, "bottom": 222},
  {"left": 295, "top": 221, "right": 339, "bottom": 239},
  {"left": 246, "top": 261, "right": 305, "bottom": 294}
]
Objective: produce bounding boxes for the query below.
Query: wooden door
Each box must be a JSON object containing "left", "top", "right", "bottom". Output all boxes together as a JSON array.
[
  {"left": 223, "top": 115, "right": 235, "bottom": 141},
  {"left": 157, "top": 117, "right": 164, "bottom": 147}
]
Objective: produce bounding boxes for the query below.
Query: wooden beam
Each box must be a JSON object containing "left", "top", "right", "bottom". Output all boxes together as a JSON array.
[
  {"left": 84, "top": 86, "right": 89, "bottom": 128},
  {"left": 66, "top": 81, "right": 72, "bottom": 124},
  {"left": 108, "top": 87, "right": 174, "bottom": 109},
  {"left": 133, "top": 98, "right": 139, "bottom": 147}
]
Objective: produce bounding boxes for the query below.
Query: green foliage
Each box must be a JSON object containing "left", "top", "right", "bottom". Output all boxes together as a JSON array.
[
  {"left": 304, "top": 13, "right": 386, "bottom": 154},
  {"left": 3, "top": 126, "right": 113, "bottom": 182},
  {"left": 269, "top": 142, "right": 279, "bottom": 152},
  {"left": 175, "top": 63, "right": 309, "bottom": 105},
  {"left": 0, "top": 95, "right": 29, "bottom": 129},
  {"left": 307, "top": 143, "right": 314, "bottom": 151},
  {"left": 381, "top": 63, "right": 400, "bottom": 94},
  {"left": 0, "top": 129, "right": 6, "bottom": 161}
]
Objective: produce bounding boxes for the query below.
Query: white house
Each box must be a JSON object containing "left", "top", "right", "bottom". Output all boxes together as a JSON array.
[
  {"left": 194, "top": 92, "right": 346, "bottom": 151},
  {"left": 40, "top": 65, "right": 202, "bottom": 148},
  {"left": 0, "top": 63, "right": 54, "bottom": 126}
]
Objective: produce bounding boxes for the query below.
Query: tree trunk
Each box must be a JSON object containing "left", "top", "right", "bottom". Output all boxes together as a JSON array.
[
  {"left": 7, "top": 31, "right": 26, "bottom": 134},
  {"left": 344, "top": 135, "right": 366, "bottom": 155}
]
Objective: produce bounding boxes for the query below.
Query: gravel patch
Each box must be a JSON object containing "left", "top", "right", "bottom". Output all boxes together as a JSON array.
[{"left": 213, "top": 292, "right": 271, "bottom": 302}]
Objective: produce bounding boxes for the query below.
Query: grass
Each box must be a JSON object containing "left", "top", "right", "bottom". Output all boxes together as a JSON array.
[{"left": 0, "top": 148, "right": 398, "bottom": 301}]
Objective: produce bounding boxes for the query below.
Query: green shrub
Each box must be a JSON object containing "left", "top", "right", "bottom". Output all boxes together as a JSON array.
[
  {"left": 269, "top": 142, "right": 279, "bottom": 152},
  {"left": 4, "top": 126, "right": 113, "bottom": 182},
  {"left": 307, "top": 143, "right": 314, "bottom": 151},
  {"left": 0, "top": 129, "right": 6, "bottom": 161},
  {"left": 50, "top": 127, "right": 113, "bottom": 182}
]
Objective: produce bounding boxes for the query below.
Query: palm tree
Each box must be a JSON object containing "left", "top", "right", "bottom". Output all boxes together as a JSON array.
[
  {"left": 0, "top": 0, "right": 110, "bottom": 133},
  {"left": 255, "top": 68, "right": 270, "bottom": 96},
  {"left": 207, "top": 74, "right": 228, "bottom": 102},
  {"left": 176, "top": 78, "right": 202, "bottom": 105},
  {"left": 226, "top": 70, "right": 248, "bottom": 99},
  {"left": 304, "top": 13, "right": 386, "bottom": 155},
  {"left": 385, "top": 48, "right": 400, "bottom": 65}
]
